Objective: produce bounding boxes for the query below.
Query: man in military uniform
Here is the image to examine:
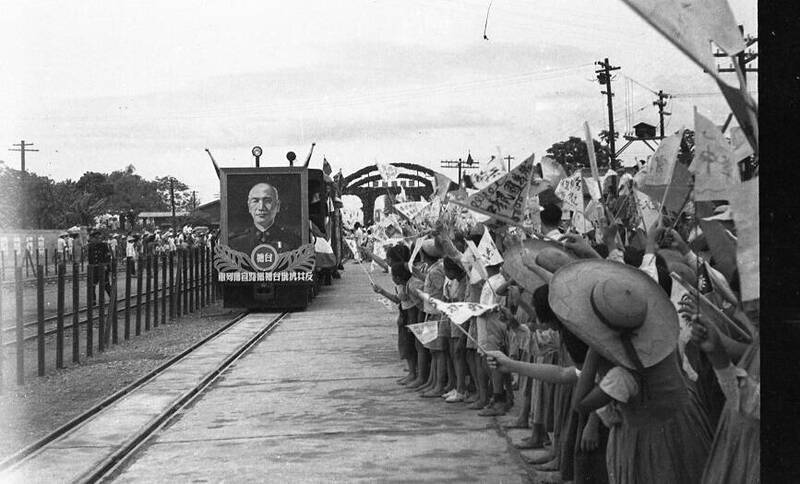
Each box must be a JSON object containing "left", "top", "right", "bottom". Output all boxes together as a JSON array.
[{"left": 228, "top": 182, "right": 301, "bottom": 254}]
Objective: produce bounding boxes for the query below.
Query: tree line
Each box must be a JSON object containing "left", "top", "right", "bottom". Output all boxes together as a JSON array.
[{"left": 0, "top": 164, "right": 197, "bottom": 230}]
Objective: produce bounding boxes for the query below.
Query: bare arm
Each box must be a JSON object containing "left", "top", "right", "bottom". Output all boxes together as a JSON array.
[{"left": 486, "top": 351, "right": 578, "bottom": 384}]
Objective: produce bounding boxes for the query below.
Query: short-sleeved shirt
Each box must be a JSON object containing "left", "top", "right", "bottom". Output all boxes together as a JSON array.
[
  {"left": 406, "top": 276, "right": 425, "bottom": 311},
  {"left": 423, "top": 260, "right": 446, "bottom": 314}
]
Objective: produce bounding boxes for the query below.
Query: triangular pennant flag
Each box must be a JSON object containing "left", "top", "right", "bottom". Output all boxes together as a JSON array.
[
  {"left": 729, "top": 126, "right": 754, "bottom": 162},
  {"left": 716, "top": 79, "right": 759, "bottom": 156},
  {"left": 730, "top": 177, "right": 758, "bottom": 302},
  {"left": 583, "top": 122, "right": 601, "bottom": 191},
  {"left": 689, "top": 109, "right": 740, "bottom": 201},
  {"left": 433, "top": 172, "right": 457, "bottom": 202},
  {"left": 407, "top": 320, "right": 439, "bottom": 345},
  {"left": 424, "top": 297, "right": 496, "bottom": 326},
  {"left": 540, "top": 156, "right": 567, "bottom": 188},
  {"left": 698, "top": 219, "right": 738, "bottom": 282},
  {"left": 408, "top": 236, "right": 425, "bottom": 272},
  {"left": 376, "top": 162, "right": 399, "bottom": 183},
  {"left": 583, "top": 177, "right": 602, "bottom": 202},
  {"left": 451, "top": 155, "right": 535, "bottom": 226},
  {"left": 477, "top": 226, "right": 504, "bottom": 266},
  {"left": 394, "top": 201, "right": 428, "bottom": 221},
  {"left": 633, "top": 189, "right": 661, "bottom": 232},
  {"left": 643, "top": 129, "right": 683, "bottom": 186},
  {"left": 470, "top": 155, "right": 507, "bottom": 189},
  {"left": 571, "top": 197, "right": 591, "bottom": 235},
  {"left": 465, "top": 240, "right": 489, "bottom": 282},
  {"left": 322, "top": 157, "right": 333, "bottom": 175},
  {"left": 413, "top": 197, "right": 442, "bottom": 229},
  {"left": 555, "top": 172, "right": 583, "bottom": 212},
  {"left": 621, "top": 0, "right": 743, "bottom": 84}
]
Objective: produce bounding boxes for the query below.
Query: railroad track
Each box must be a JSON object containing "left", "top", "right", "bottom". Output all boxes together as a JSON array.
[
  {"left": 0, "top": 310, "right": 289, "bottom": 483},
  {"left": 2, "top": 281, "right": 209, "bottom": 346}
]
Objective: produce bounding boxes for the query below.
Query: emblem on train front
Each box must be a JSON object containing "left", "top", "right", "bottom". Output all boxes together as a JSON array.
[{"left": 250, "top": 243, "right": 279, "bottom": 271}]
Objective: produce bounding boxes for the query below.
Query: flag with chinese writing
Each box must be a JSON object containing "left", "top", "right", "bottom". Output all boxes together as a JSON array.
[
  {"left": 730, "top": 178, "right": 758, "bottom": 302},
  {"left": 643, "top": 129, "right": 683, "bottom": 186},
  {"left": 689, "top": 109, "right": 740, "bottom": 201},
  {"left": 394, "top": 201, "right": 428, "bottom": 221},
  {"left": 477, "top": 225, "right": 504, "bottom": 266},
  {"left": 417, "top": 290, "right": 497, "bottom": 325},
  {"left": 413, "top": 197, "right": 442, "bottom": 229},
  {"left": 621, "top": 0, "right": 744, "bottom": 83},
  {"left": 468, "top": 155, "right": 507, "bottom": 190},
  {"left": 407, "top": 321, "right": 439, "bottom": 345},
  {"left": 633, "top": 189, "right": 661, "bottom": 231},
  {"left": 451, "top": 153, "right": 535, "bottom": 226},
  {"left": 376, "top": 162, "right": 399, "bottom": 183},
  {"left": 555, "top": 172, "right": 583, "bottom": 212}
]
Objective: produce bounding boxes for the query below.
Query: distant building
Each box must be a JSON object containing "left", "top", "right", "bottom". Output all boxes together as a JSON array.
[
  {"left": 137, "top": 211, "right": 189, "bottom": 228},
  {"left": 632, "top": 122, "right": 657, "bottom": 139}
]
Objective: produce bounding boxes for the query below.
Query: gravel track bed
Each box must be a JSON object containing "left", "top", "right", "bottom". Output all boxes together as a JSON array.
[{"left": 0, "top": 302, "right": 243, "bottom": 459}]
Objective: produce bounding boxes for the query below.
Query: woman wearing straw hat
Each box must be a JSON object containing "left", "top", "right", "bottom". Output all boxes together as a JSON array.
[{"left": 547, "top": 258, "right": 712, "bottom": 484}]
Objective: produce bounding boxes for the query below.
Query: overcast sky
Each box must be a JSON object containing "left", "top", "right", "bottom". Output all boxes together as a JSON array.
[{"left": 0, "top": 0, "right": 757, "bottom": 202}]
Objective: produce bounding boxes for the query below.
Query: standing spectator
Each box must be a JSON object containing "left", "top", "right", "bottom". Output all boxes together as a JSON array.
[
  {"left": 87, "top": 229, "right": 112, "bottom": 300},
  {"left": 57, "top": 233, "right": 67, "bottom": 263}
]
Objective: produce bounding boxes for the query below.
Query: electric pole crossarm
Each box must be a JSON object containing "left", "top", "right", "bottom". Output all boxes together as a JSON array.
[{"left": 8, "top": 140, "right": 39, "bottom": 172}]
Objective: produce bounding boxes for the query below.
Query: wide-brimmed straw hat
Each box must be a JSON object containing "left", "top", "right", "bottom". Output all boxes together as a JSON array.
[
  {"left": 502, "top": 239, "right": 574, "bottom": 294},
  {"left": 420, "top": 238, "right": 443, "bottom": 258},
  {"left": 548, "top": 259, "right": 678, "bottom": 370}
]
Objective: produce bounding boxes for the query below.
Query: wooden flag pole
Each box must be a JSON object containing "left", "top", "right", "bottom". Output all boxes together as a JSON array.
[{"left": 449, "top": 319, "right": 488, "bottom": 355}]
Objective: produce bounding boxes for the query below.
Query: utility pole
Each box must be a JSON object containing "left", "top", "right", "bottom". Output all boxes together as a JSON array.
[
  {"left": 8, "top": 140, "right": 38, "bottom": 172},
  {"left": 169, "top": 177, "right": 176, "bottom": 229},
  {"left": 714, "top": 25, "right": 758, "bottom": 84},
  {"left": 653, "top": 90, "right": 671, "bottom": 139},
  {"left": 595, "top": 58, "right": 621, "bottom": 162},
  {"left": 503, "top": 155, "right": 514, "bottom": 171},
  {"left": 440, "top": 152, "right": 476, "bottom": 186}
]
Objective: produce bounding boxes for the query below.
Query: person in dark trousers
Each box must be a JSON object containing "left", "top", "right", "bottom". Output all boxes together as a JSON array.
[{"left": 87, "top": 229, "right": 113, "bottom": 301}]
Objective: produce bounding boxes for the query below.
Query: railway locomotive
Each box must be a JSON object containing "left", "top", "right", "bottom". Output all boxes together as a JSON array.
[{"left": 214, "top": 151, "right": 343, "bottom": 310}]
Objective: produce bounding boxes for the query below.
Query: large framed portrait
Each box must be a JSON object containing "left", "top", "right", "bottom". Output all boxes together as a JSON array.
[{"left": 216, "top": 167, "right": 315, "bottom": 284}]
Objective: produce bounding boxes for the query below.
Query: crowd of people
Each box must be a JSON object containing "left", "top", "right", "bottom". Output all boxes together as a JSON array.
[{"left": 353, "top": 166, "right": 758, "bottom": 484}]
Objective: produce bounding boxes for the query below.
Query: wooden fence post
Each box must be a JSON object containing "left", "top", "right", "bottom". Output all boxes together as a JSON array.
[
  {"left": 111, "top": 259, "right": 118, "bottom": 345},
  {"left": 37, "top": 266, "right": 46, "bottom": 376},
  {"left": 182, "top": 249, "right": 188, "bottom": 315},
  {"left": 15, "top": 267, "right": 24, "bottom": 385},
  {"left": 153, "top": 254, "right": 159, "bottom": 328},
  {"left": 188, "top": 248, "right": 194, "bottom": 314},
  {"left": 56, "top": 263, "right": 65, "bottom": 369},
  {"left": 86, "top": 264, "right": 93, "bottom": 357},
  {"left": 97, "top": 264, "right": 106, "bottom": 353},
  {"left": 136, "top": 257, "right": 143, "bottom": 336},
  {"left": 145, "top": 255, "right": 152, "bottom": 331},
  {"left": 125, "top": 257, "right": 132, "bottom": 340},
  {"left": 169, "top": 252, "right": 176, "bottom": 320},
  {"left": 161, "top": 253, "right": 167, "bottom": 325},
  {"left": 72, "top": 263, "right": 80, "bottom": 363}
]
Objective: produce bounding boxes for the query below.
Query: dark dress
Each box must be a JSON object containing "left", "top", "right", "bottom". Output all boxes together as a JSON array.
[
  {"left": 701, "top": 337, "right": 759, "bottom": 484},
  {"left": 605, "top": 351, "right": 712, "bottom": 484}
]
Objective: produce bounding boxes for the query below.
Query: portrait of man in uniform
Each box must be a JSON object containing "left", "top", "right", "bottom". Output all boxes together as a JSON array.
[{"left": 227, "top": 181, "right": 302, "bottom": 254}]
